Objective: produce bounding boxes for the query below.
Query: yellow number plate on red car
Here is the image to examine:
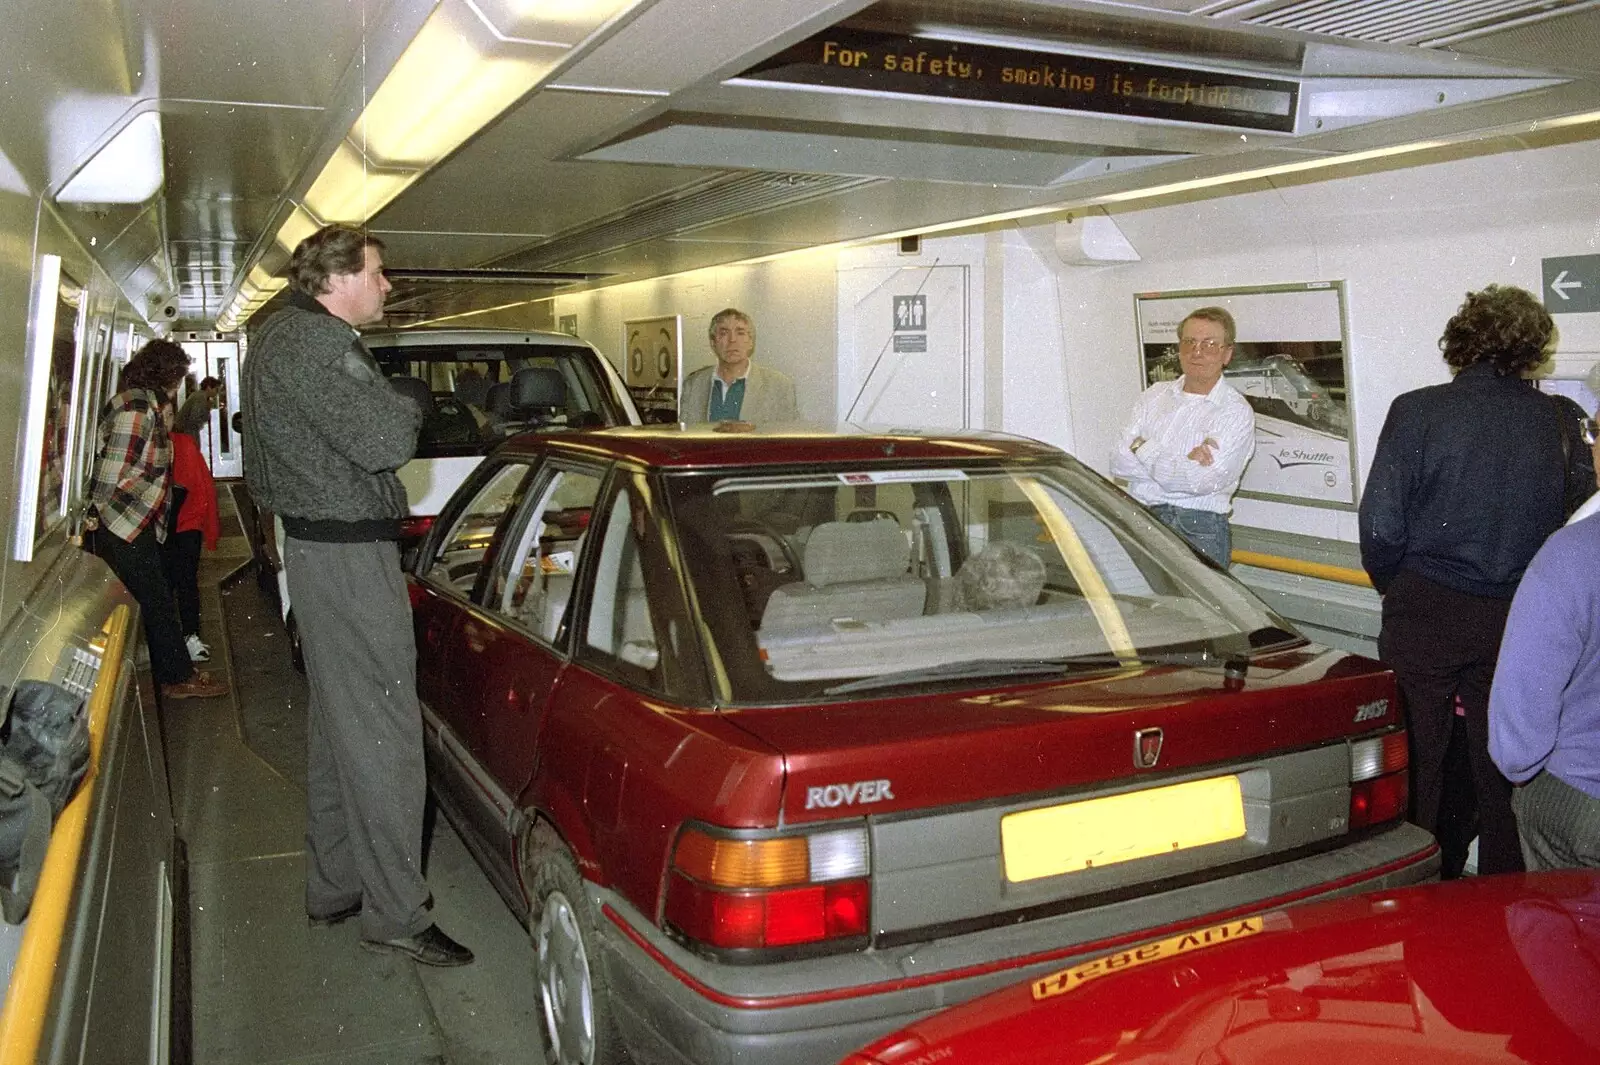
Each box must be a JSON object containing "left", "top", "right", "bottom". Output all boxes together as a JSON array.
[{"left": 1001, "top": 776, "right": 1245, "bottom": 883}]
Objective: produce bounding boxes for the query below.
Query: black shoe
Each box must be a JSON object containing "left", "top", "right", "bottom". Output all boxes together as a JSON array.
[
  {"left": 307, "top": 900, "right": 362, "bottom": 928},
  {"left": 360, "top": 925, "right": 474, "bottom": 967}
]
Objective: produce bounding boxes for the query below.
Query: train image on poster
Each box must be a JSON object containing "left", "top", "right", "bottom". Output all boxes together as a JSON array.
[{"left": 1134, "top": 281, "right": 1356, "bottom": 509}]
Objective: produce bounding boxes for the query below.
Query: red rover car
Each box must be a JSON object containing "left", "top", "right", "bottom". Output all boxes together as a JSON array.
[
  {"left": 840, "top": 871, "right": 1600, "bottom": 1065},
  {"left": 406, "top": 426, "right": 1438, "bottom": 1065}
]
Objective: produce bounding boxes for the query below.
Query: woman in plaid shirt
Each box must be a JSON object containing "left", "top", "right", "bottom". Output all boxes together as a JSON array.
[{"left": 87, "top": 339, "right": 227, "bottom": 700}]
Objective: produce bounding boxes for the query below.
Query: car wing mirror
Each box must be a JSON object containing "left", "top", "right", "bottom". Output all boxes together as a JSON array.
[{"left": 620, "top": 640, "right": 659, "bottom": 670}]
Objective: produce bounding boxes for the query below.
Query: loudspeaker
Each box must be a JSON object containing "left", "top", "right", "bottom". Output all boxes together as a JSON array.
[{"left": 150, "top": 297, "right": 179, "bottom": 323}]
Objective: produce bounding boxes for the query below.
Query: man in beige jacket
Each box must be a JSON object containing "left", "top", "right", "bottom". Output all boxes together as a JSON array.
[{"left": 679, "top": 307, "right": 799, "bottom": 424}]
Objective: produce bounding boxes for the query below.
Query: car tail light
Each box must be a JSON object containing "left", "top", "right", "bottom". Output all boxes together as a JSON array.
[
  {"left": 664, "top": 826, "right": 870, "bottom": 952},
  {"left": 1349, "top": 729, "right": 1408, "bottom": 830},
  {"left": 399, "top": 515, "right": 436, "bottom": 543}
]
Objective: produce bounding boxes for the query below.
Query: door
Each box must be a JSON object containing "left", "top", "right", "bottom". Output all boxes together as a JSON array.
[
  {"left": 838, "top": 264, "right": 971, "bottom": 428},
  {"left": 179, "top": 340, "right": 242, "bottom": 478},
  {"left": 462, "top": 462, "right": 607, "bottom": 796},
  {"left": 415, "top": 461, "right": 535, "bottom": 742}
]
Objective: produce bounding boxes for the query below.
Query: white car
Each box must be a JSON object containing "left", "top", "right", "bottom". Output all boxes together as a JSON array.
[{"left": 273, "top": 328, "right": 641, "bottom": 669}]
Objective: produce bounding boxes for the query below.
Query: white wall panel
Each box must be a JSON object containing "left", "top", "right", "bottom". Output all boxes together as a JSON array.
[
  {"left": 552, "top": 252, "right": 839, "bottom": 422},
  {"left": 1023, "top": 135, "right": 1600, "bottom": 542},
  {"left": 835, "top": 235, "right": 986, "bottom": 432}
]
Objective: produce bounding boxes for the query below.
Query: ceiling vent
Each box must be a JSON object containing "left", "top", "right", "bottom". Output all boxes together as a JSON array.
[
  {"left": 1208, "top": 0, "right": 1594, "bottom": 48},
  {"left": 494, "top": 170, "right": 881, "bottom": 272}
]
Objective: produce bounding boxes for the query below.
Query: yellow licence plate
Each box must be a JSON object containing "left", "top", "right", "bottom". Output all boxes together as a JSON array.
[{"left": 1001, "top": 776, "right": 1245, "bottom": 883}]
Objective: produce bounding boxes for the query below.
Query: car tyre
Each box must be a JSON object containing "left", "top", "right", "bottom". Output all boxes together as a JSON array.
[{"left": 526, "top": 825, "right": 624, "bottom": 1065}]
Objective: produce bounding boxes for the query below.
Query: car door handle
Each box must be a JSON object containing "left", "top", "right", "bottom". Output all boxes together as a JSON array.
[{"left": 464, "top": 622, "right": 488, "bottom": 654}]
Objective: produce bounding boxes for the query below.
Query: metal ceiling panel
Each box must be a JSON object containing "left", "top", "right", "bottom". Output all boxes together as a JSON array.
[
  {"left": 496, "top": 171, "right": 882, "bottom": 272},
  {"left": 161, "top": 103, "right": 325, "bottom": 211},
  {"left": 368, "top": 230, "right": 553, "bottom": 271},
  {"left": 581, "top": 116, "right": 1179, "bottom": 187},
  {"left": 374, "top": 154, "right": 713, "bottom": 236},
  {"left": 473, "top": 0, "right": 654, "bottom": 47},
  {"left": 151, "top": 0, "right": 378, "bottom": 105},
  {"left": 552, "top": 0, "right": 877, "bottom": 94},
  {"left": 372, "top": 88, "right": 715, "bottom": 236},
  {"left": 386, "top": 85, "right": 673, "bottom": 180},
  {"left": 1214, "top": 0, "right": 1598, "bottom": 47},
  {"left": 1447, "top": 7, "right": 1600, "bottom": 73}
]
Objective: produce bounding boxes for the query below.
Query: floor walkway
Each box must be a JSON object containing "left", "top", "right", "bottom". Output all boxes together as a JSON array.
[{"left": 164, "top": 490, "right": 544, "bottom": 1065}]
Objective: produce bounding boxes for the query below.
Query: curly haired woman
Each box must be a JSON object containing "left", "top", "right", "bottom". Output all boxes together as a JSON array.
[
  {"left": 87, "top": 338, "right": 228, "bottom": 701},
  {"left": 1360, "top": 284, "right": 1592, "bottom": 877}
]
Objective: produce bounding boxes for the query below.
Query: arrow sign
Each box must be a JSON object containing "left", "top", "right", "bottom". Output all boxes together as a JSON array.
[{"left": 1542, "top": 255, "right": 1600, "bottom": 314}]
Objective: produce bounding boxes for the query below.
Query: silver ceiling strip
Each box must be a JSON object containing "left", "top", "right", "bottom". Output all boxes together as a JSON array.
[
  {"left": 1421, "top": 0, "right": 1600, "bottom": 45},
  {"left": 496, "top": 170, "right": 882, "bottom": 272},
  {"left": 1223, "top": 0, "right": 1592, "bottom": 45}
]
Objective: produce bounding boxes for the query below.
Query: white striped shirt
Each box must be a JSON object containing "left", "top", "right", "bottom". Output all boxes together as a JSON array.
[{"left": 1110, "top": 376, "right": 1256, "bottom": 514}]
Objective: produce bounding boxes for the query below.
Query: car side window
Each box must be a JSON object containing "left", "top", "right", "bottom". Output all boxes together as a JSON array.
[
  {"left": 424, "top": 462, "right": 530, "bottom": 595},
  {"left": 583, "top": 487, "right": 664, "bottom": 690},
  {"left": 492, "top": 466, "right": 605, "bottom": 643}
]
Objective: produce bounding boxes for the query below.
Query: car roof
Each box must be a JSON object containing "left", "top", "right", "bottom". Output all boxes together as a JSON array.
[
  {"left": 494, "top": 424, "right": 1065, "bottom": 469},
  {"left": 362, "top": 327, "right": 595, "bottom": 350}
]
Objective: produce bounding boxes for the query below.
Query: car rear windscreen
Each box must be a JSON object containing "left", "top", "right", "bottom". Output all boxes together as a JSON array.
[{"left": 368, "top": 342, "right": 628, "bottom": 457}]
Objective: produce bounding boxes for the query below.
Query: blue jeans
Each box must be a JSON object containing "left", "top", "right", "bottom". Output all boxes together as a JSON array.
[{"left": 1150, "top": 504, "right": 1231, "bottom": 568}]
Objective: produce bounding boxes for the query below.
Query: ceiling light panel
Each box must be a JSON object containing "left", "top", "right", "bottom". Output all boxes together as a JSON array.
[
  {"left": 303, "top": 140, "right": 418, "bottom": 222},
  {"left": 58, "top": 111, "right": 165, "bottom": 204},
  {"left": 475, "top": 0, "right": 646, "bottom": 46},
  {"left": 353, "top": 1, "right": 567, "bottom": 167}
]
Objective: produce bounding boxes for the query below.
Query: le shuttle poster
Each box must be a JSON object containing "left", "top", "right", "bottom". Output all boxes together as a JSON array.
[{"left": 1134, "top": 282, "right": 1356, "bottom": 509}]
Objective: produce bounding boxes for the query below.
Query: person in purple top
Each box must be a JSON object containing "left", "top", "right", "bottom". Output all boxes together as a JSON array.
[{"left": 1490, "top": 512, "right": 1600, "bottom": 870}]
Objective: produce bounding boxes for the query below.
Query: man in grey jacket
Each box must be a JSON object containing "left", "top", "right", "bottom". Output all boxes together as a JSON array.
[
  {"left": 241, "top": 224, "right": 472, "bottom": 966},
  {"left": 679, "top": 307, "right": 799, "bottom": 423}
]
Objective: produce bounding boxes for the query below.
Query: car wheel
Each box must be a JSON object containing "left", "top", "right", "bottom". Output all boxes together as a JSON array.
[
  {"left": 286, "top": 609, "right": 306, "bottom": 675},
  {"left": 526, "top": 826, "right": 624, "bottom": 1065}
]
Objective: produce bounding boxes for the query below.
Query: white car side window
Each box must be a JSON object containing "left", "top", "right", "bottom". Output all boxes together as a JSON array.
[
  {"left": 424, "top": 463, "right": 528, "bottom": 594},
  {"left": 497, "top": 468, "right": 603, "bottom": 643},
  {"left": 585, "top": 489, "right": 659, "bottom": 673}
]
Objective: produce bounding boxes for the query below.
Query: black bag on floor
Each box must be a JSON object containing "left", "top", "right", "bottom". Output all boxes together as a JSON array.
[{"left": 0, "top": 681, "right": 90, "bottom": 923}]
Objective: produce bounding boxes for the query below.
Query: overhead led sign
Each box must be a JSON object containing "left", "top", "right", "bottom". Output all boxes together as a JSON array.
[{"left": 739, "top": 29, "right": 1298, "bottom": 134}]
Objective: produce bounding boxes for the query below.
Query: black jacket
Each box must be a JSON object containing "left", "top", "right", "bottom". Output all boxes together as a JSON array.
[
  {"left": 241, "top": 292, "right": 422, "bottom": 541},
  {"left": 1359, "top": 362, "right": 1594, "bottom": 599}
]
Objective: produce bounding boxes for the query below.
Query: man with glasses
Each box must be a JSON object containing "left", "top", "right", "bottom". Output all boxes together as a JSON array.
[{"left": 1111, "top": 306, "right": 1255, "bottom": 567}]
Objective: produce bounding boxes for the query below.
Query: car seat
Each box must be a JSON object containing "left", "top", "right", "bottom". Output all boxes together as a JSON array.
[
  {"left": 486, "top": 381, "right": 513, "bottom": 417},
  {"left": 508, "top": 367, "right": 568, "bottom": 427},
  {"left": 390, "top": 375, "right": 434, "bottom": 416},
  {"left": 761, "top": 519, "right": 923, "bottom": 631}
]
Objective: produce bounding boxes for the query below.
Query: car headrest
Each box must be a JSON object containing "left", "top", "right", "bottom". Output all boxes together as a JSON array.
[
  {"left": 390, "top": 375, "right": 434, "bottom": 416},
  {"left": 802, "top": 520, "right": 909, "bottom": 587},
  {"left": 511, "top": 366, "right": 567, "bottom": 411},
  {"left": 485, "top": 381, "right": 512, "bottom": 415},
  {"left": 453, "top": 370, "right": 491, "bottom": 407}
]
